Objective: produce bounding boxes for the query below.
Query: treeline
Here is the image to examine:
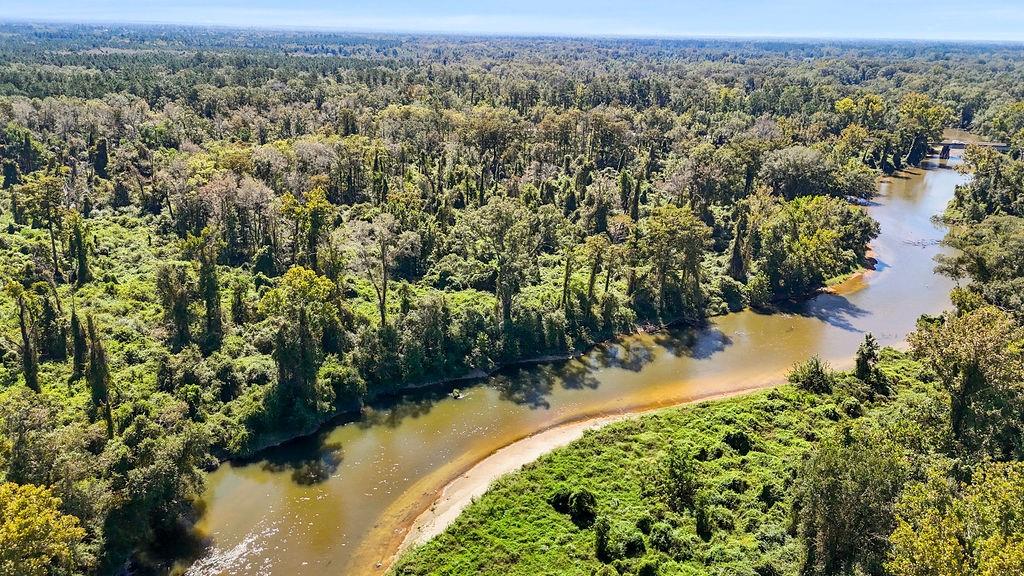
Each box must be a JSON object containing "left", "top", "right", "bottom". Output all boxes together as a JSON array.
[
  {"left": 0, "top": 23, "right": 1013, "bottom": 574},
  {"left": 394, "top": 146, "right": 1024, "bottom": 575}
]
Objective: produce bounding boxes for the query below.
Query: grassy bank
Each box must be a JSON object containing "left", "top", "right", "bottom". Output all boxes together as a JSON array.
[{"left": 392, "top": 350, "right": 935, "bottom": 576}]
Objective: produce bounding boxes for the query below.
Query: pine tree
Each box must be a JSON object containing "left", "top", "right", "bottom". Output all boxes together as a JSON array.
[
  {"left": 85, "top": 316, "right": 114, "bottom": 437},
  {"left": 18, "top": 296, "right": 39, "bottom": 393}
]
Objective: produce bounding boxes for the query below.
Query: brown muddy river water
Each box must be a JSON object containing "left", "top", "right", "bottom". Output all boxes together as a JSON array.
[{"left": 184, "top": 157, "right": 964, "bottom": 575}]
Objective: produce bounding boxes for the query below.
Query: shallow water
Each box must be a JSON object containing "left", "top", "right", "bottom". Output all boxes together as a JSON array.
[{"left": 185, "top": 157, "right": 964, "bottom": 575}]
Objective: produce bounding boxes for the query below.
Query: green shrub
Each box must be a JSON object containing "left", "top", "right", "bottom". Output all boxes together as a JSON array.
[
  {"left": 787, "top": 356, "right": 834, "bottom": 393},
  {"left": 607, "top": 521, "right": 647, "bottom": 560},
  {"left": 649, "top": 522, "right": 681, "bottom": 554},
  {"left": 569, "top": 488, "right": 598, "bottom": 527}
]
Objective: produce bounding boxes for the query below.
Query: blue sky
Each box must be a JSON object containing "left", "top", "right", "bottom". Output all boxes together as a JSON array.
[{"left": 3, "top": 0, "right": 1024, "bottom": 41}]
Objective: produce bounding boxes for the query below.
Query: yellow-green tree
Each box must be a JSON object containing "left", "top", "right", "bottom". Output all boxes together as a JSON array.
[
  {"left": 0, "top": 482, "right": 85, "bottom": 576},
  {"left": 888, "top": 463, "right": 1024, "bottom": 576}
]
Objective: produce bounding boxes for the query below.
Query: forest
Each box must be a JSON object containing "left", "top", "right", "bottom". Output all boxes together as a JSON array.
[
  {"left": 1, "top": 22, "right": 1024, "bottom": 575},
  {"left": 395, "top": 139, "right": 1024, "bottom": 575}
]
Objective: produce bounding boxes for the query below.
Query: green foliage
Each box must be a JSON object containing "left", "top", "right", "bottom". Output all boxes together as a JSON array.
[
  {"left": 787, "top": 356, "right": 835, "bottom": 394},
  {"left": 155, "top": 262, "right": 194, "bottom": 351},
  {"left": 909, "top": 305, "right": 1024, "bottom": 459},
  {"left": 649, "top": 444, "right": 701, "bottom": 513},
  {"left": 888, "top": 462, "right": 1024, "bottom": 576},
  {"left": 855, "top": 332, "right": 888, "bottom": 394},
  {"left": 0, "top": 482, "right": 85, "bottom": 576},
  {"left": 794, "top": 424, "right": 909, "bottom": 576},
  {"left": 394, "top": 357, "right": 927, "bottom": 576},
  {"left": 0, "top": 23, "right": 1009, "bottom": 573}
]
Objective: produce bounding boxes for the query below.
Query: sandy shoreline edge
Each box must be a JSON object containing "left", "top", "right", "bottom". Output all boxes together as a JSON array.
[
  {"left": 385, "top": 378, "right": 793, "bottom": 570},
  {"left": 376, "top": 260, "right": 885, "bottom": 571}
]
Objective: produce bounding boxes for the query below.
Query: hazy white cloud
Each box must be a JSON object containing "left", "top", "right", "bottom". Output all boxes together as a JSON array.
[{"left": 3, "top": 0, "right": 1024, "bottom": 41}]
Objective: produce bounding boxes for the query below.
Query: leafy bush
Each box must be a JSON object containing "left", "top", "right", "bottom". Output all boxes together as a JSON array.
[{"left": 787, "top": 356, "right": 834, "bottom": 393}]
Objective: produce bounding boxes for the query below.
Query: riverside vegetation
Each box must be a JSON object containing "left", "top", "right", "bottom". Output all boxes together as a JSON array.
[
  {"left": 1, "top": 22, "right": 1024, "bottom": 574},
  {"left": 392, "top": 139, "right": 1024, "bottom": 573}
]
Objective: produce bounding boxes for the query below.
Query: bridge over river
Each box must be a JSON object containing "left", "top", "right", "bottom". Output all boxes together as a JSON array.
[{"left": 933, "top": 137, "right": 1008, "bottom": 158}]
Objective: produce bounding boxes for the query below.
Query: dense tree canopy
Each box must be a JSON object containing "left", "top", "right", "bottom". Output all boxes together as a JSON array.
[{"left": 1, "top": 22, "right": 1023, "bottom": 574}]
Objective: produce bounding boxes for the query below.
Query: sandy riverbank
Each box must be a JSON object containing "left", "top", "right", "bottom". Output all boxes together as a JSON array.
[{"left": 387, "top": 378, "right": 797, "bottom": 569}]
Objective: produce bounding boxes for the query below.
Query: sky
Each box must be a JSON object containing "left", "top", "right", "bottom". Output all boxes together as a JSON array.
[{"left": 3, "top": 0, "right": 1024, "bottom": 42}]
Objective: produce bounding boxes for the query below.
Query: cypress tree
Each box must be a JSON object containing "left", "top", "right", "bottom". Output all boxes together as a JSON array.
[
  {"left": 10, "top": 184, "right": 25, "bottom": 225},
  {"left": 230, "top": 281, "right": 247, "bottom": 326},
  {"left": 728, "top": 210, "right": 748, "bottom": 282},
  {"left": 155, "top": 263, "right": 193, "bottom": 350},
  {"left": 70, "top": 214, "right": 92, "bottom": 285},
  {"left": 85, "top": 316, "right": 114, "bottom": 437},
  {"left": 629, "top": 179, "right": 641, "bottom": 222},
  {"left": 37, "top": 290, "right": 67, "bottom": 361},
  {"left": 92, "top": 137, "right": 109, "bottom": 179},
  {"left": 2, "top": 159, "right": 18, "bottom": 189},
  {"left": 273, "top": 307, "right": 319, "bottom": 420},
  {"left": 855, "top": 333, "right": 887, "bottom": 394},
  {"left": 70, "top": 305, "right": 87, "bottom": 380},
  {"left": 199, "top": 245, "right": 223, "bottom": 353},
  {"left": 618, "top": 170, "right": 633, "bottom": 210},
  {"left": 297, "top": 307, "right": 317, "bottom": 402},
  {"left": 111, "top": 178, "right": 132, "bottom": 208},
  {"left": 18, "top": 296, "right": 39, "bottom": 393},
  {"left": 20, "top": 133, "right": 33, "bottom": 172},
  {"left": 563, "top": 181, "right": 577, "bottom": 216},
  {"left": 560, "top": 248, "right": 573, "bottom": 312}
]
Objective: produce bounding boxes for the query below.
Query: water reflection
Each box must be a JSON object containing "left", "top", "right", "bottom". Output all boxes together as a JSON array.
[
  {"left": 786, "top": 293, "right": 869, "bottom": 332},
  {"left": 652, "top": 327, "right": 734, "bottom": 359},
  {"left": 186, "top": 158, "right": 966, "bottom": 576},
  {"left": 260, "top": 442, "right": 344, "bottom": 486},
  {"left": 591, "top": 339, "right": 657, "bottom": 371}
]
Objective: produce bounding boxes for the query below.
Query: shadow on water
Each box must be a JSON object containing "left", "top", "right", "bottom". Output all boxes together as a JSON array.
[
  {"left": 489, "top": 356, "right": 608, "bottom": 408},
  {"left": 780, "top": 293, "right": 868, "bottom": 333},
  {"left": 589, "top": 339, "right": 657, "bottom": 372},
  {"left": 137, "top": 515, "right": 215, "bottom": 574},
  {"left": 492, "top": 368, "right": 555, "bottom": 409},
  {"left": 211, "top": 323, "right": 730, "bottom": 486},
  {"left": 234, "top": 428, "right": 347, "bottom": 486},
  {"left": 488, "top": 323, "right": 734, "bottom": 410},
  {"left": 357, "top": 389, "right": 450, "bottom": 430},
  {"left": 653, "top": 326, "right": 733, "bottom": 360}
]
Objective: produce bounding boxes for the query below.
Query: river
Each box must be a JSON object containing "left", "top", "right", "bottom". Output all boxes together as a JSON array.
[{"left": 183, "top": 156, "right": 964, "bottom": 576}]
